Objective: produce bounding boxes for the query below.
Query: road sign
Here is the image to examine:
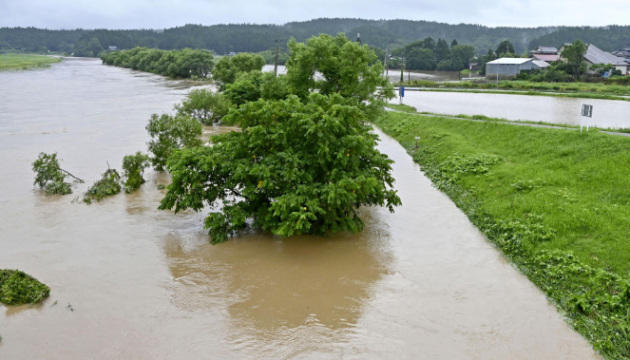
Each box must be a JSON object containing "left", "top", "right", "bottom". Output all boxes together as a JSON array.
[
  {"left": 581, "top": 104, "right": 593, "bottom": 132},
  {"left": 400, "top": 86, "right": 405, "bottom": 97}
]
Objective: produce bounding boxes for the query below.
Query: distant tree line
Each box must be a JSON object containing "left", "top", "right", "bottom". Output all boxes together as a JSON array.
[
  {"left": 6, "top": 19, "right": 629, "bottom": 58},
  {"left": 100, "top": 47, "right": 215, "bottom": 79},
  {"left": 389, "top": 37, "right": 476, "bottom": 71},
  {"left": 529, "top": 26, "right": 630, "bottom": 53},
  {"left": 0, "top": 27, "right": 85, "bottom": 53}
]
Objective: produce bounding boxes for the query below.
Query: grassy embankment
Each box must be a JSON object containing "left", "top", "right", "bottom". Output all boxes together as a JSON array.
[
  {"left": 386, "top": 103, "right": 630, "bottom": 133},
  {"left": 374, "top": 112, "right": 630, "bottom": 359},
  {"left": 0, "top": 54, "right": 61, "bottom": 71},
  {"left": 395, "top": 79, "right": 630, "bottom": 101}
]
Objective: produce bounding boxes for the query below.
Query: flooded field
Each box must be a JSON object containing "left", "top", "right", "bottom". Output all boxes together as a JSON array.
[
  {"left": 0, "top": 59, "right": 600, "bottom": 359},
  {"left": 393, "top": 91, "right": 630, "bottom": 129}
]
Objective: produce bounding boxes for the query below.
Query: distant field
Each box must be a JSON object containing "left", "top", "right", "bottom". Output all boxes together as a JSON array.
[{"left": 0, "top": 54, "right": 61, "bottom": 71}]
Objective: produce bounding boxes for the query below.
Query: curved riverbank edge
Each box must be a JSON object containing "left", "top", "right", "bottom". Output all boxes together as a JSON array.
[{"left": 373, "top": 112, "right": 630, "bottom": 359}]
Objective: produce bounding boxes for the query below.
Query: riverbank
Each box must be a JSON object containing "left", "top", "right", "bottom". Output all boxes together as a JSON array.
[
  {"left": 0, "top": 54, "right": 61, "bottom": 71},
  {"left": 392, "top": 87, "right": 630, "bottom": 102},
  {"left": 395, "top": 79, "right": 630, "bottom": 96},
  {"left": 373, "top": 112, "right": 630, "bottom": 359},
  {"left": 385, "top": 104, "right": 630, "bottom": 134}
]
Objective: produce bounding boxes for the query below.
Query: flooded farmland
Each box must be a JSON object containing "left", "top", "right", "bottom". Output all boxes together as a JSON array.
[
  {"left": 0, "top": 59, "right": 600, "bottom": 359},
  {"left": 392, "top": 90, "right": 630, "bottom": 129}
]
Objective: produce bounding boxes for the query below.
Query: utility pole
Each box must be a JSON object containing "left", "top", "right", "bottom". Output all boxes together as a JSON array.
[
  {"left": 384, "top": 40, "right": 389, "bottom": 79},
  {"left": 274, "top": 39, "right": 281, "bottom": 76},
  {"left": 400, "top": 52, "right": 404, "bottom": 83}
]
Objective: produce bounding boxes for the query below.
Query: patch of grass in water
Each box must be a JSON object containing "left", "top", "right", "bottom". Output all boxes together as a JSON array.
[
  {"left": 0, "top": 54, "right": 61, "bottom": 71},
  {"left": 0, "top": 270, "right": 50, "bottom": 306}
]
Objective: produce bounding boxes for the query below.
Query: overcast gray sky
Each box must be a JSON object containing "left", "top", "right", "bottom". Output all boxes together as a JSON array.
[{"left": 1, "top": 0, "right": 629, "bottom": 29}]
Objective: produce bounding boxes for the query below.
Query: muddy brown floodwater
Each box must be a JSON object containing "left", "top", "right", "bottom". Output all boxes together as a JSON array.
[{"left": 0, "top": 59, "right": 601, "bottom": 359}]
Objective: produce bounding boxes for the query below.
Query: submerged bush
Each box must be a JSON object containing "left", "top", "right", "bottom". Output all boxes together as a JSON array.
[
  {"left": 0, "top": 270, "right": 50, "bottom": 306},
  {"left": 122, "top": 152, "right": 150, "bottom": 193},
  {"left": 146, "top": 113, "right": 203, "bottom": 171},
  {"left": 174, "top": 89, "right": 233, "bottom": 125},
  {"left": 84, "top": 168, "right": 122, "bottom": 204},
  {"left": 32, "top": 152, "right": 82, "bottom": 195}
]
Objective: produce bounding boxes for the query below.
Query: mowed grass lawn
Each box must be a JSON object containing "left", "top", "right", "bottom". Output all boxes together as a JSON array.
[
  {"left": 0, "top": 54, "right": 61, "bottom": 71},
  {"left": 374, "top": 112, "right": 630, "bottom": 358}
]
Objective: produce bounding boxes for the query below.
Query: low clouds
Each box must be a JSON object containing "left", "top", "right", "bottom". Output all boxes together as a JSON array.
[{"left": 1, "top": 0, "right": 629, "bottom": 29}]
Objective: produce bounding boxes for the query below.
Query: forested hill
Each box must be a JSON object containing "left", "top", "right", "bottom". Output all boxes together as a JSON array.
[
  {"left": 529, "top": 26, "right": 630, "bottom": 51},
  {"left": 0, "top": 27, "right": 85, "bottom": 53},
  {"left": 1, "top": 19, "right": 629, "bottom": 56}
]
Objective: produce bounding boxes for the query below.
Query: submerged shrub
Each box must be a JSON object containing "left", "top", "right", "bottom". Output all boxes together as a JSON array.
[
  {"left": 0, "top": 269, "right": 50, "bottom": 306},
  {"left": 32, "top": 152, "right": 82, "bottom": 195},
  {"left": 122, "top": 152, "right": 150, "bottom": 194},
  {"left": 146, "top": 113, "right": 203, "bottom": 171},
  {"left": 84, "top": 168, "right": 122, "bottom": 204},
  {"left": 175, "top": 89, "right": 233, "bottom": 125}
]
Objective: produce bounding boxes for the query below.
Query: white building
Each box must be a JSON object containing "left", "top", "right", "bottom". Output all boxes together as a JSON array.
[{"left": 486, "top": 58, "right": 549, "bottom": 78}]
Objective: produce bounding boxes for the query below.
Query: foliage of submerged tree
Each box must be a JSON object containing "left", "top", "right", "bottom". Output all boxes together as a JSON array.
[
  {"left": 122, "top": 152, "right": 150, "bottom": 194},
  {"left": 146, "top": 113, "right": 203, "bottom": 171},
  {"left": 32, "top": 152, "right": 83, "bottom": 195},
  {"left": 0, "top": 269, "right": 50, "bottom": 306},
  {"left": 174, "top": 89, "right": 233, "bottom": 125},
  {"left": 159, "top": 34, "right": 400, "bottom": 244},
  {"left": 100, "top": 47, "right": 214, "bottom": 79},
  {"left": 160, "top": 94, "right": 401, "bottom": 244},
  {"left": 84, "top": 168, "right": 122, "bottom": 204}
]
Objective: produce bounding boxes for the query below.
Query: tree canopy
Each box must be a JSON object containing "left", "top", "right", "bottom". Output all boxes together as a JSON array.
[
  {"left": 561, "top": 40, "right": 588, "bottom": 80},
  {"left": 159, "top": 94, "right": 401, "bottom": 244},
  {"left": 212, "top": 53, "right": 266, "bottom": 90},
  {"left": 285, "top": 33, "right": 394, "bottom": 121},
  {"left": 100, "top": 47, "right": 214, "bottom": 79},
  {"left": 159, "top": 33, "right": 400, "bottom": 244}
]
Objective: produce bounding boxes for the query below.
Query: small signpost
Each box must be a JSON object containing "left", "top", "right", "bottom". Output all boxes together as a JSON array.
[
  {"left": 581, "top": 104, "right": 593, "bottom": 132},
  {"left": 399, "top": 86, "right": 405, "bottom": 105}
]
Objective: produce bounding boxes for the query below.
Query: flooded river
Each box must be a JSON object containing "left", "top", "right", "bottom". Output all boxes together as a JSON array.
[
  {"left": 393, "top": 90, "right": 630, "bottom": 129},
  {"left": 0, "top": 59, "right": 600, "bottom": 359}
]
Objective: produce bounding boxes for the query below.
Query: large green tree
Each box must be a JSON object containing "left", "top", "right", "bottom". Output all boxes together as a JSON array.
[
  {"left": 495, "top": 40, "right": 515, "bottom": 55},
  {"left": 212, "top": 53, "right": 266, "bottom": 90},
  {"left": 285, "top": 33, "right": 394, "bottom": 121},
  {"left": 435, "top": 38, "right": 451, "bottom": 63},
  {"left": 561, "top": 40, "right": 588, "bottom": 80},
  {"left": 159, "top": 94, "right": 401, "bottom": 244}
]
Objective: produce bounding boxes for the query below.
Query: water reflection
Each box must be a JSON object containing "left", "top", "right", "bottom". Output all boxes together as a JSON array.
[
  {"left": 162, "top": 208, "right": 393, "bottom": 353},
  {"left": 393, "top": 91, "right": 630, "bottom": 129}
]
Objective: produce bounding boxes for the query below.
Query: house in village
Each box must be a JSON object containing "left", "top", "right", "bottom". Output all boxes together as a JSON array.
[
  {"left": 485, "top": 58, "right": 549, "bottom": 78},
  {"left": 530, "top": 46, "right": 559, "bottom": 63},
  {"left": 108, "top": 46, "right": 117, "bottom": 51},
  {"left": 560, "top": 44, "right": 629, "bottom": 74},
  {"left": 612, "top": 48, "right": 630, "bottom": 66}
]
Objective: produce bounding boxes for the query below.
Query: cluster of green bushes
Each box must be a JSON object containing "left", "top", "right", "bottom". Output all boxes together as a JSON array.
[
  {"left": 32, "top": 151, "right": 153, "bottom": 202},
  {"left": 374, "top": 112, "right": 630, "bottom": 359},
  {"left": 100, "top": 47, "right": 215, "bottom": 79}
]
